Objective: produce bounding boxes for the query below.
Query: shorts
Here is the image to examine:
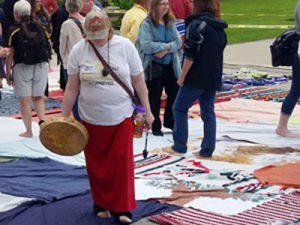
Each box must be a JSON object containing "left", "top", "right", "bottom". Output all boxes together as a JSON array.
[{"left": 13, "top": 62, "right": 48, "bottom": 97}]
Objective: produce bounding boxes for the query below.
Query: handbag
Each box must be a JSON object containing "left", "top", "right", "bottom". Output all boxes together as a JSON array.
[
  {"left": 145, "top": 60, "right": 165, "bottom": 80},
  {"left": 88, "top": 40, "right": 141, "bottom": 108}
]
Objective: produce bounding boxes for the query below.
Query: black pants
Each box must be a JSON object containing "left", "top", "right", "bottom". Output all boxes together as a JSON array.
[{"left": 147, "top": 63, "right": 179, "bottom": 132}]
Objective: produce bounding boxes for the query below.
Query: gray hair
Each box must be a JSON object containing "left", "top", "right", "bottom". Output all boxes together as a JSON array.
[
  {"left": 13, "top": 0, "right": 31, "bottom": 17},
  {"left": 65, "top": 0, "right": 83, "bottom": 13}
]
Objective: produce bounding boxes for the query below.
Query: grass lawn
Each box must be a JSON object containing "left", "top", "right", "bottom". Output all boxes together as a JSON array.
[{"left": 221, "top": 0, "right": 296, "bottom": 43}]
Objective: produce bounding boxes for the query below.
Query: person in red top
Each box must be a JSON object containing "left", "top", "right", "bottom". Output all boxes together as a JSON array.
[
  {"left": 42, "top": 0, "right": 58, "bottom": 15},
  {"left": 215, "top": 0, "right": 220, "bottom": 18},
  {"left": 169, "top": 0, "right": 191, "bottom": 20}
]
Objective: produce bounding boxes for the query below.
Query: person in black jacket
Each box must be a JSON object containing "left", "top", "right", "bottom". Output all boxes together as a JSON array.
[
  {"left": 169, "top": 0, "right": 227, "bottom": 157},
  {"left": 51, "top": 0, "right": 68, "bottom": 89},
  {"left": 2, "top": 0, "right": 18, "bottom": 45}
]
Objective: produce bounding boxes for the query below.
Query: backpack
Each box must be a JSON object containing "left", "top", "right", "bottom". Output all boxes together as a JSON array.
[
  {"left": 19, "top": 21, "right": 52, "bottom": 65},
  {"left": 270, "top": 29, "right": 300, "bottom": 67}
]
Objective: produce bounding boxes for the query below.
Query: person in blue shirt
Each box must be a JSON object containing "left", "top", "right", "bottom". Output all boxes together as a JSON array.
[{"left": 136, "top": 0, "right": 181, "bottom": 136}]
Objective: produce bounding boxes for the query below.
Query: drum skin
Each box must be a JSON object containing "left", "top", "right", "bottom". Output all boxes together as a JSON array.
[{"left": 39, "top": 116, "right": 89, "bottom": 156}]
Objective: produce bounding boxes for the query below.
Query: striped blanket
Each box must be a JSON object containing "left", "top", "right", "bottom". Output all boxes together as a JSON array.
[{"left": 150, "top": 191, "right": 300, "bottom": 225}]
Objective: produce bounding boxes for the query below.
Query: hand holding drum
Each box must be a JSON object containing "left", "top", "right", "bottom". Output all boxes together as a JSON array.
[{"left": 39, "top": 116, "right": 89, "bottom": 156}]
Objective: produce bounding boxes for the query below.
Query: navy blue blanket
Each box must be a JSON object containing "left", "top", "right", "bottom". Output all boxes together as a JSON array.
[
  {"left": 0, "top": 192, "right": 179, "bottom": 225},
  {"left": 0, "top": 157, "right": 89, "bottom": 202}
]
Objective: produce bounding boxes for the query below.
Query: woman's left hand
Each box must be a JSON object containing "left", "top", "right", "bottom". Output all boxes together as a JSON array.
[{"left": 177, "top": 76, "right": 185, "bottom": 87}]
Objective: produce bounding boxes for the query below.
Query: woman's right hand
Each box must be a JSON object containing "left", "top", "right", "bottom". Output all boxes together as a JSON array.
[
  {"left": 144, "top": 112, "right": 154, "bottom": 130},
  {"left": 6, "top": 74, "right": 13, "bottom": 86},
  {"left": 0, "top": 47, "right": 10, "bottom": 58},
  {"left": 154, "top": 50, "right": 168, "bottom": 58}
]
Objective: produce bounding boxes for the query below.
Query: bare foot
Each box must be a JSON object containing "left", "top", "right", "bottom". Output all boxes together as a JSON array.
[
  {"left": 275, "top": 128, "right": 300, "bottom": 138},
  {"left": 19, "top": 131, "right": 33, "bottom": 138},
  {"left": 119, "top": 215, "right": 133, "bottom": 224},
  {"left": 96, "top": 211, "right": 111, "bottom": 219},
  {"left": 163, "top": 146, "right": 185, "bottom": 156}
]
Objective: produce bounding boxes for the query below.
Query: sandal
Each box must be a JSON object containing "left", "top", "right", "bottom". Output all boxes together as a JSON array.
[
  {"left": 93, "top": 204, "right": 111, "bottom": 219},
  {"left": 112, "top": 211, "right": 133, "bottom": 224}
]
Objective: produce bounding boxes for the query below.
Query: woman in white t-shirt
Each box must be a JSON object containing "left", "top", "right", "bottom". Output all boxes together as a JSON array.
[{"left": 61, "top": 9, "right": 154, "bottom": 224}]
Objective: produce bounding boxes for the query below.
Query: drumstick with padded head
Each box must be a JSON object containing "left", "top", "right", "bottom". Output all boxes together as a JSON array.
[{"left": 142, "top": 131, "right": 149, "bottom": 159}]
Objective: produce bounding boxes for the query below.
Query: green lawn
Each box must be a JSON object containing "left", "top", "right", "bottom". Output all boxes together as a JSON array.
[{"left": 221, "top": 0, "right": 296, "bottom": 43}]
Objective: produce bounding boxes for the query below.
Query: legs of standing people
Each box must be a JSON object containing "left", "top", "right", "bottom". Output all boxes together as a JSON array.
[
  {"left": 13, "top": 63, "right": 47, "bottom": 137},
  {"left": 60, "top": 64, "right": 66, "bottom": 90},
  {"left": 198, "top": 90, "right": 216, "bottom": 157},
  {"left": 147, "top": 76, "right": 164, "bottom": 136},
  {"left": 32, "top": 96, "right": 45, "bottom": 123},
  {"left": 19, "top": 96, "right": 33, "bottom": 137},
  {"left": 163, "top": 64, "right": 179, "bottom": 130},
  {"left": 172, "top": 85, "right": 202, "bottom": 153},
  {"left": 82, "top": 118, "right": 136, "bottom": 223},
  {"left": 276, "top": 54, "right": 300, "bottom": 137}
]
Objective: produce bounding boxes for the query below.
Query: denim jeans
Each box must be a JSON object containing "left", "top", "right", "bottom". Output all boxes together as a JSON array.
[
  {"left": 281, "top": 54, "right": 300, "bottom": 115},
  {"left": 172, "top": 85, "right": 216, "bottom": 157},
  {"left": 64, "top": 69, "right": 80, "bottom": 121}
]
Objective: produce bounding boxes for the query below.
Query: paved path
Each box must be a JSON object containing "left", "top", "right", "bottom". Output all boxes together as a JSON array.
[{"left": 224, "top": 39, "right": 274, "bottom": 67}]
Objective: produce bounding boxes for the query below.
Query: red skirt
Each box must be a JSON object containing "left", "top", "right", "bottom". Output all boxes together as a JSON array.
[{"left": 82, "top": 117, "right": 136, "bottom": 212}]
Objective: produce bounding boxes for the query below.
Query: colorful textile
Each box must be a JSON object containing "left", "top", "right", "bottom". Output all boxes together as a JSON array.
[
  {"left": 254, "top": 162, "right": 300, "bottom": 188},
  {"left": 150, "top": 191, "right": 300, "bottom": 225},
  {"left": 134, "top": 153, "right": 185, "bottom": 175}
]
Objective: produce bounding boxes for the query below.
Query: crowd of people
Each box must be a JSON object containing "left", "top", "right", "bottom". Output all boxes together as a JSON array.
[{"left": 0, "top": 0, "right": 299, "bottom": 223}]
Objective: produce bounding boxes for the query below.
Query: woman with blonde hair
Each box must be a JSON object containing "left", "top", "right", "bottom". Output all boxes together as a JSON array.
[{"left": 136, "top": 0, "right": 181, "bottom": 136}]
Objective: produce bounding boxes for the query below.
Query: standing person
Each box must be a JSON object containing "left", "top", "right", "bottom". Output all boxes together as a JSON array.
[
  {"left": 169, "top": 0, "right": 227, "bottom": 157},
  {"left": 170, "top": 0, "right": 191, "bottom": 20},
  {"left": 51, "top": 0, "right": 69, "bottom": 90},
  {"left": 1, "top": 0, "right": 18, "bottom": 45},
  {"left": 275, "top": 1, "right": 300, "bottom": 138},
  {"left": 136, "top": 0, "right": 181, "bottom": 136},
  {"left": 169, "top": 0, "right": 191, "bottom": 61},
  {"left": 59, "top": 0, "right": 84, "bottom": 89},
  {"left": 120, "top": 0, "right": 149, "bottom": 43},
  {"left": 59, "top": 0, "right": 85, "bottom": 121},
  {"left": 28, "top": 0, "right": 52, "bottom": 34},
  {"left": 28, "top": 0, "right": 53, "bottom": 96},
  {"left": 215, "top": 0, "right": 220, "bottom": 18},
  {"left": 61, "top": 10, "right": 154, "bottom": 223},
  {"left": 6, "top": 0, "right": 51, "bottom": 137}
]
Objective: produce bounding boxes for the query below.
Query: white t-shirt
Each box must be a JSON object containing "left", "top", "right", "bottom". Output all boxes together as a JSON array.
[{"left": 67, "top": 35, "right": 143, "bottom": 125}]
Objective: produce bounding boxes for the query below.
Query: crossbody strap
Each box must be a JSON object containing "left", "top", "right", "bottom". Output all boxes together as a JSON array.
[
  {"left": 88, "top": 40, "right": 136, "bottom": 101},
  {"left": 70, "top": 17, "right": 86, "bottom": 38}
]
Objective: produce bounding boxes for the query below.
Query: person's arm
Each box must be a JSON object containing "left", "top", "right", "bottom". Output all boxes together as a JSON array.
[
  {"left": 61, "top": 73, "right": 79, "bottom": 117},
  {"left": 177, "top": 57, "right": 193, "bottom": 87},
  {"left": 5, "top": 47, "right": 14, "bottom": 86},
  {"left": 137, "top": 20, "right": 170, "bottom": 54},
  {"left": 0, "top": 46, "right": 9, "bottom": 58},
  {"left": 59, "top": 22, "right": 68, "bottom": 66},
  {"left": 167, "top": 24, "right": 182, "bottom": 53},
  {"left": 132, "top": 72, "right": 154, "bottom": 129}
]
